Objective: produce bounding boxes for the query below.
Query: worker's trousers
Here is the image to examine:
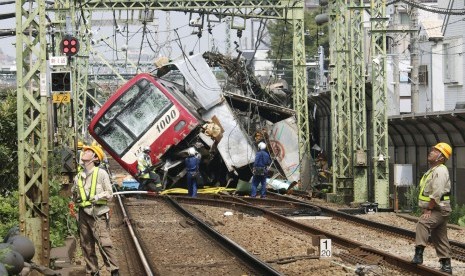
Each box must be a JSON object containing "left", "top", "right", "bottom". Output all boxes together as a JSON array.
[
  {"left": 251, "top": 175, "right": 267, "bottom": 198},
  {"left": 415, "top": 208, "right": 451, "bottom": 259},
  {"left": 79, "top": 208, "right": 119, "bottom": 274},
  {"left": 186, "top": 171, "right": 198, "bottom": 197}
]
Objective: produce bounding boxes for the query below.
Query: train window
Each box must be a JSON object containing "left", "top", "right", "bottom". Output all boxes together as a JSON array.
[
  {"left": 117, "top": 82, "right": 171, "bottom": 137},
  {"left": 174, "top": 120, "right": 186, "bottom": 132},
  {"left": 99, "top": 85, "right": 140, "bottom": 127},
  {"left": 94, "top": 78, "right": 173, "bottom": 156},
  {"left": 99, "top": 124, "right": 133, "bottom": 156}
]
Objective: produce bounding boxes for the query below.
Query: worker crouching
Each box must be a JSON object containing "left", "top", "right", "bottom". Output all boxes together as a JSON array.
[
  {"left": 72, "top": 145, "right": 120, "bottom": 276},
  {"left": 411, "top": 142, "right": 453, "bottom": 274},
  {"left": 137, "top": 146, "right": 162, "bottom": 192}
]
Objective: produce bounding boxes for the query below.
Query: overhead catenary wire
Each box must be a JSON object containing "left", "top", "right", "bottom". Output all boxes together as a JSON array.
[{"left": 388, "top": 0, "right": 465, "bottom": 15}]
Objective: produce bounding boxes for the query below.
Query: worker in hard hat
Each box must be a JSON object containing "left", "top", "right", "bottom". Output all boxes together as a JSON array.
[
  {"left": 136, "top": 146, "right": 162, "bottom": 192},
  {"left": 251, "top": 142, "right": 272, "bottom": 198},
  {"left": 89, "top": 140, "right": 110, "bottom": 172},
  {"left": 185, "top": 147, "right": 201, "bottom": 197},
  {"left": 71, "top": 145, "right": 119, "bottom": 276},
  {"left": 411, "top": 142, "right": 452, "bottom": 274}
]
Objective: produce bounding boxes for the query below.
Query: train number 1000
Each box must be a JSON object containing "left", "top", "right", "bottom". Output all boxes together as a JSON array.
[{"left": 155, "top": 109, "right": 177, "bottom": 133}]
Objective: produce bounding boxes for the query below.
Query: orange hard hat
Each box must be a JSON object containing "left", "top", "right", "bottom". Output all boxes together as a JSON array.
[{"left": 434, "top": 142, "right": 452, "bottom": 159}]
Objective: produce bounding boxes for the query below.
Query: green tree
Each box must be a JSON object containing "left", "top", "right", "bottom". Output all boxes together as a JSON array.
[
  {"left": 0, "top": 191, "right": 19, "bottom": 239},
  {"left": 0, "top": 88, "right": 77, "bottom": 246},
  {"left": 0, "top": 89, "right": 18, "bottom": 195},
  {"left": 267, "top": 10, "right": 329, "bottom": 86}
]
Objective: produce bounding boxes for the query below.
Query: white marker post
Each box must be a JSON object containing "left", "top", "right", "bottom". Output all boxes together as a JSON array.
[{"left": 320, "top": 238, "right": 332, "bottom": 258}]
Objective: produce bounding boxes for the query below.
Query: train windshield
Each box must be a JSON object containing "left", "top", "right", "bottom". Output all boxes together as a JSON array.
[{"left": 93, "top": 78, "right": 171, "bottom": 156}]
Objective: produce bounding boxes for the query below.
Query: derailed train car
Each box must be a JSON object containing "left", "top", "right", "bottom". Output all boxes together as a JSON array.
[{"left": 89, "top": 53, "right": 303, "bottom": 189}]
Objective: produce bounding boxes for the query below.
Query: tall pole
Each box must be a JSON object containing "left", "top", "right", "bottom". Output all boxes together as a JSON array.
[
  {"left": 392, "top": 4, "right": 400, "bottom": 115},
  {"left": 16, "top": 0, "right": 50, "bottom": 265},
  {"left": 350, "top": 0, "right": 368, "bottom": 204},
  {"left": 410, "top": 0, "right": 419, "bottom": 113},
  {"left": 370, "top": 0, "right": 389, "bottom": 208},
  {"left": 329, "top": 0, "right": 353, "bottom": 202},
  {"left": 290, "top": 2, "right": 311, "bottom": 190}
]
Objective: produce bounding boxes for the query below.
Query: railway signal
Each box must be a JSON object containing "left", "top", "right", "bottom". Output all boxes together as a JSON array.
[{"left": 60, "top": 36, "right": 79, "bottom": 56}]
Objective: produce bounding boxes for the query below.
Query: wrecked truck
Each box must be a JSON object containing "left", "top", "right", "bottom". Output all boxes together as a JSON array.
[{"left": 88, "top": 52, "right": 305, "bottom": 190}]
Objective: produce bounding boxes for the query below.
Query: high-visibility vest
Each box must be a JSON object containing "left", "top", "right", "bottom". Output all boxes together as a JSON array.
[
  {"left": 137, "top": 154, "right": 152, "bottom": 179},
  {"left": 77, "top": 167, "right": 107, "bottom": 207},
  {"left": 418, "top": 164, "right": 450, "bottom": 203}
]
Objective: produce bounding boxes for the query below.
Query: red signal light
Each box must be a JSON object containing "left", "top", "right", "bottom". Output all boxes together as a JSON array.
[{"left": 60, "top": 36, "right": 80, "bottom": 56}]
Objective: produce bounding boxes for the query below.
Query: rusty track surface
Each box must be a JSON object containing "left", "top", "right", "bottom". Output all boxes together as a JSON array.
[
  {"left": 173, "top": 195, "right": 450, "bottom": 276},
  {"left": 265, "top": 192, "right": 465, "bottom": 263},
  {"left": 114, "top": 195, "right": 281, "bottom": 275}
]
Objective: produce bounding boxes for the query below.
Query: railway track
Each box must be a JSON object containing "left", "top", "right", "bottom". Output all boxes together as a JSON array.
[
  {"left": 111, "top": 194, "right": 280, "bottom": 275},
  {"left": 173, "top": 195, "right": 449, "bottom": 275},
  {"left": 108, "top": 191, "right": 455, "bottom": 275},
  {"left": 265, "top": 192, "right": 465, "bottom": 263}
]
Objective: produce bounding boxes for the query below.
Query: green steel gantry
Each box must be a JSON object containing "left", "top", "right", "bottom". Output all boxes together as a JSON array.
[
  {"left": 329, "top": 1, "right": 353, "bottom": 202},
  {"left": 75, "top": 10, "right": 92, "bottom": 138},
  {"left": 328, "top": 0, "right": 387, "bottom": 206},
  {"left": 370, "top": 0, "right": 389, "bottom": 208},
  {"left": 16, "top": 0, "right": 309, "bottom": 265},
  {"left": 16, "top": 0, "right": 50, "bottom": 265},
  {"left": 350, "top": 0, "right": 368, "bottom": 204}
]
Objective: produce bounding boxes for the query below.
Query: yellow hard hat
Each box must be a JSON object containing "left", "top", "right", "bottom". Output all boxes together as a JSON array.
[
  {"left": 434, "top": 142, "right": 452, "bottom": 159},
  {"left": 83, "top": 145, "right": 104, "bottom": 161},
  {"left": 77, "top": 141, "right": 84, "bottom": 149}
]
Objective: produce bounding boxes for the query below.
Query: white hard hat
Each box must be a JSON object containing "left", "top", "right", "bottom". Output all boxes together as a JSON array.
[
  {"left": 143, "top": 146, "right": 151, "bottom": 152},
  {"left": 258, "top": 142, "right": 266, "bottom": 150},
  {"left": 188, "top": 147, "right": 196, "bottom": 156}
]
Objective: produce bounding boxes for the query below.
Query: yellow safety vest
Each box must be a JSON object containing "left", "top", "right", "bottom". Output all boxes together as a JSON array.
[
  {"left": 418, "top": 164, "right": 450, "bottom": 203},
  {"left": 137, "top": 154, "right": 152, "bottom": 179},
  {"left": 77, "top": 167, "right": 107, "bottom": 207}
]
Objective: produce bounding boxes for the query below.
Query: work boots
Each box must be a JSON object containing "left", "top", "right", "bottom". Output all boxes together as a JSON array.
[
  {"left": 439, "top": 258, "right": 452, "bottom": 274},
  {"left": 411, "top": 246, "right": 425, "bottom": 264}
]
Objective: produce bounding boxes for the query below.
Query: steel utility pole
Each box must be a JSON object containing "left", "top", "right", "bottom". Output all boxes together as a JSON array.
[
  {"left": 392, "top": 4, "right": 400, "bottom": 115},
  {"left": 16, "top": 0, "right": 50, "bottom": 265},
  {"left": 370, "top": 0, "right": 389, "bottom": 208},
  {"left": 328, "top": 0, "right": 368, "bottom": 204},
  {"left": 350, "top": 0, "right": 368, "bottom": 204},
  {"left": 329, "top": 0, "right": 353, "bottom": 202},
  {"left": 409, "top": 0, "right": 419, "bottom": 113}
]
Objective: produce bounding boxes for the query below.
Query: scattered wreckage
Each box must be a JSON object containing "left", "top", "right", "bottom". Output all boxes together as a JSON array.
[{"left": 89, "top": 52, "right": 309, "bottom": 192}]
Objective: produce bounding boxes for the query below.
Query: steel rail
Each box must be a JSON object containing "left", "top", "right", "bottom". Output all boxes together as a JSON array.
[
  {"left": 114, "top": 194, "right": 155, "bottom": 276},
  {"left": 173, "top": 196, "right": 450, "bottom": 275},
  {"left": 268, "top": 192, "right": 465, "bottom": 262},
  {"left": 166, "top": 196, "right": 282, "bottom": 276},
  {"left": 198, "top": 193, "right": 322, "bottom": 216}
]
